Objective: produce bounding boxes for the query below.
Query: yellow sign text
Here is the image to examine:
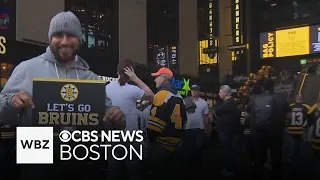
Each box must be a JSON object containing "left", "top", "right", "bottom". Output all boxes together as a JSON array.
[
  {"left": 0, "top": 36, "right": 6, "bottom": 55},
  {"left": 208, "top": 0, "right": 214, "bottom": 46},
  {"left": 262, "top": 33, "right": 275, "bottom": 58},
  {"left": 234, "top": 0, "right": 240, "bottom": 43},
  {"left": 275, "top": 26, "right": 310, "bottom": 57},
  {"left": 38, "top": 112, "right": 99, "bottom": 126}
]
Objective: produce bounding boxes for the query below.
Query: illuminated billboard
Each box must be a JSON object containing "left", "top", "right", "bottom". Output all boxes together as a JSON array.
[
  {"left": 199, "top": 40, "right": 218, "bottom": 64},
  {"left": 260, "top": 24, "right": 320, "bottom": 58}
]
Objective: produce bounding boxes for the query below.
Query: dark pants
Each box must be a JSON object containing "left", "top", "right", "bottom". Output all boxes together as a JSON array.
[
  {"left": 147, "top": 142, "right": 183, "bottom": 180},
  {"left": 19, "top": 162, "right": 102, "bottom": 180},
  {"left": 218, "top": 132, "right": 236, "bottom": 172},
  {"left": 242, "top": 135, "right": 254, "bottom": 162},
  {"left": 289, "top": 135, "right": 306, "bottom": 168},
  {"left": 183, "top": 129, "right": 204, "bottom": 165},
  {"left": 313, "top": 151, "right": 320, "bottom": 177},
  {"left": 0, "top": 140, "right": 20, "bottom": 180},
  {"left": 107, "top": 142, "right": 142, "bottom": 180},
  {"left": 251, "top": 134, "right": 283, "bottom": 180},
  {"left": 19, "top": 144, "right": 103, "bottom": 180}
]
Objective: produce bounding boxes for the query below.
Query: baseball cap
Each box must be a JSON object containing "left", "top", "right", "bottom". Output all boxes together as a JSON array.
[
  {"left": 191, "top": 84, "right": 200, "bottom": 91},
  {"left": 151, "top": 67, "right": 173, "bottom": 78}
]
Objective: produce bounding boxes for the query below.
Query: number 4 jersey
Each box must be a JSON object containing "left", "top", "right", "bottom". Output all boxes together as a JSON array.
[
  {"left": 287, "top": 103, "right": 311, "bottom": 136},
  {"left": 147, "top": 89, "right": 187, "bottom": 152}
]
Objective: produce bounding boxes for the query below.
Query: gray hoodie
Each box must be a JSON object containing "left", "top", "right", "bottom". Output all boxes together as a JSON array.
[{"left": 0, "top": 47, "right": 113, "bottom": 126}]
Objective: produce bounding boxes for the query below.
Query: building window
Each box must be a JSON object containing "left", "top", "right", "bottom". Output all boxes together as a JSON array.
[
  {"left": 65, "top": 0, "right": 116, "bottom": 50},
  {"left": 147, "top": 0, "right": 179, "bottom": 69},
  {"left": 259, "top": 0, "right": 320, "bottom": 26}
]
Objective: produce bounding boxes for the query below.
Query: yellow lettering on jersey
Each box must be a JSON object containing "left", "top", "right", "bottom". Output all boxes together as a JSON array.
[{"left": 171, "top": 104, "right": 182, "bottom": 129}]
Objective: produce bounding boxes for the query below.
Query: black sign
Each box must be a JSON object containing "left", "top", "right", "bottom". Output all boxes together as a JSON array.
[
  {"left": 260, "top": 31, "right": 276, "bottom": 58},
  {"left": 154, "top": 46, "right": 178, "bottom": 69},
  {"left": 154, "top": 47, "right": 167, "bottom": 67},
  {"left": 169, "top": 46, "right": 178, "bottom": 69},
  {"left": 0, "top": 0, "right": 16, "bottom": 61},
  {"left": 231, "top": 0, "right": 243, "bottom": 45},
  {"left": 228, "top": 44, "right": 247, "bottom": 51},
  {"left": 32, "top": 78, "right": 106, "bottom": 133},
  {"left": 310, "top": 24, "right": 320, "bottom": 53}
]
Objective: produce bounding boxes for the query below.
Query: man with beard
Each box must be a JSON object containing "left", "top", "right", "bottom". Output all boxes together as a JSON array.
[{"left": 0, "top": 12, "right": 125, "bottom": 180}]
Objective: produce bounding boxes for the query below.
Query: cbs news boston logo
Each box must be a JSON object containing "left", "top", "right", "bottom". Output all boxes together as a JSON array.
[{"left": 16, "top": 127, "right": 144, "bottom": 164}]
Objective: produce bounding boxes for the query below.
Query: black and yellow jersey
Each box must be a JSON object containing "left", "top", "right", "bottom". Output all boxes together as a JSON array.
[
  {"left": 312, "top": 116, "right": 320, "bottom": 151},
  {"left": 287, "top": 103, "right": 311, "bottom": 135},
  {"left": 308, "top": 103, "right": 320, "bottom": 151},
  {"left": 147, "top": 90, "right": 187, "bottom": 152},
  {"left": 0, "top": 124, "right": 16, "bottom": 140}
]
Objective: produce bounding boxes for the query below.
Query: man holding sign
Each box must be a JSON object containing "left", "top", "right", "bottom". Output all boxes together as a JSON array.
[
  {"left": 0, "top": 11, "right": 124, "bottom": 127},
  {"left": 0, "top": 11, "right": 125, "bottom": 180}
]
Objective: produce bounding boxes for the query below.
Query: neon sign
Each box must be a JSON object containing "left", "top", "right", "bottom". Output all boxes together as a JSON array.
[
  {"left": 208, "top": 0, "right": 214, "bottom": 47},
  {"left": 231, "top": 0, "right": 242, "bottom": 61},
  {"left": 234, "top": 0, "right": 240, "bottom": 43},
  {"left": 172, "top": 77, "right": 191, "bottom": 96}
]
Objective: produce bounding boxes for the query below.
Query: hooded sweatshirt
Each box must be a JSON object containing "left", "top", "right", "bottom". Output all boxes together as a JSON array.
[{"left": 0, "top": 47, "right": 113, "bottom": 127}]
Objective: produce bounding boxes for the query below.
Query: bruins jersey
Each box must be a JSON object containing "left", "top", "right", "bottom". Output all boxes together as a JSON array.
[
  {"left": 0, "top": 124, "right": 16, "bottom": 141},
  {"left": 147, "top": 90, "right": 187, "bottom": 152},
  {"left": 287, "top": 103, "right": 311, "bottom": 136},
  {"left": 309, "top": 104, "right": 320, "bottom": 151}
]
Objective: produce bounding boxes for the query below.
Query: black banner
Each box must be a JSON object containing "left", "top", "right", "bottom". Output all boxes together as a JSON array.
[
  {"left": 154, "top": 47, "right": 168, "bottom": 67},
  {"left": 32, "top": 78, "right": 106, "bottom": 133},
  {"left": 169, "top": 46, "right": 178, "bottom": 69},
  {"left": 0, "top": 0, "right": 15, "bottom": 61}
]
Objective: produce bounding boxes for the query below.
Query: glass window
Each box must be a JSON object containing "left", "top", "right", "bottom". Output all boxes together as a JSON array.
[
  {"left": 65, "top": 0, "right": 115, "bottom": 50},
  {"left": 259, "top": 0, "right": 320, "bottom": 26},
  {"left": 65, "top": 0, "right": 87, "bottom": 45},
  {"left": 147, "top": 0, "right": 179, "bottom": 69}
]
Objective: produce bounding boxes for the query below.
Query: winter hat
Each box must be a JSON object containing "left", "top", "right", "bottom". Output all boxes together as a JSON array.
[{"left": 48, "top": 11, "right": 82, "bottom": 41}]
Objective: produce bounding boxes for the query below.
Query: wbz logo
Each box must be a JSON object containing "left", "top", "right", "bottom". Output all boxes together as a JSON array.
[
  {"left": 20, "top": 139, "right": 50, "bottom": 149},
  {"left": 16, "top": 127, "right": 54, "bottom": 164}
]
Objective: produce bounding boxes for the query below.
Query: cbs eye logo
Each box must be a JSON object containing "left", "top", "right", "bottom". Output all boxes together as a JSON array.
[{"left": 59, "top": 130, "right": 71, "bottom": 142}]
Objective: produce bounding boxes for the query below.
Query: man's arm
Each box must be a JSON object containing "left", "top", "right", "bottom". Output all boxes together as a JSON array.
[
  {"left": 0, "top": 63, "right": 28, "bottom": 124},
  {"left": 131, "top": 77, "right": 154, "bottom": 102}
]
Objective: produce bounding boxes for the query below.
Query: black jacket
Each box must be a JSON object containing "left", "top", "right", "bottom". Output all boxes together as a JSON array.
[{"left": 215, "top": 98, "right": 240, "bottom": 133}]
